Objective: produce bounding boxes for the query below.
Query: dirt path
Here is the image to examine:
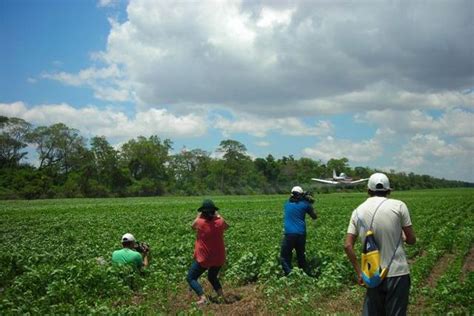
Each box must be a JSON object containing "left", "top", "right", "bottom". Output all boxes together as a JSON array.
[
  {"left": 425, "top": 253, "right": 456, "bottom": 288},
  {"left": 461, "top": 245, "right": 474, "bottom": 281},
  {"left": 314, "top": 286, "right": 364, "bottom": 315},
  {"left": 203, "top": 284, "right": 267, "bottom": 315},
  {"left": 411, "top": 252, "right": 457, "bottom": 314},
  {"left": 168, "top": 283, "right": 268, "bottom": 315}
]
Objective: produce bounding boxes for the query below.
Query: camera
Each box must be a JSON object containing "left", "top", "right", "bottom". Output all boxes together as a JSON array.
[{"left": 134, "top": 241, "right": 150, "bottom": 254}]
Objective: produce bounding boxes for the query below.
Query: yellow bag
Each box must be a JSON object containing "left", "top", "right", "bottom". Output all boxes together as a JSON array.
[
  {"left": 361, "top": 230, "right": 388, "bottom": 288},
  {"left": 357, "top": 199, "right": 400, "bottom": 288}
]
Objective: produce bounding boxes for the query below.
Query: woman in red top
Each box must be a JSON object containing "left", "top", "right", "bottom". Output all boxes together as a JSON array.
[{"left": 186, "top": 199, "right": 229, "bottom": 305}]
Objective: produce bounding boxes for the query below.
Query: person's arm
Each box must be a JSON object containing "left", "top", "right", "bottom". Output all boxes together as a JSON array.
[
  {"left": 191, "top": 212, "right": 201, "bottom": 230},
  {"left": 399, "top": 202, "right": 416, "bottom": 245},
  {"left": 216, "top": 211, "right": 229, "bottom": 230},
  {"left": 344, "top": 233, "right": 364, "bottom": 286},
  {"left": 402, "top": 225, "right": 416, "bottom": 245},
  {"left": 307, "top": 206, "right": 317, "bottom": 220},
  {"left": 134, "top": 252, "right": 147, "bottom": 270},
  {"left": 142, "top": 253, "right": 149, "bottom": 268}
]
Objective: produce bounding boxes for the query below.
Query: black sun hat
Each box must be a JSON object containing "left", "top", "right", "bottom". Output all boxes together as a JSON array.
[{"left": 198, "top": 199, "right": 219, "bottom": 212}]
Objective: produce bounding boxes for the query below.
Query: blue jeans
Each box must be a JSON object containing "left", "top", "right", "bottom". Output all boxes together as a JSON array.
[
  {"left": 280, "top": 233, "right": 307, "bottom": 275},
  {"left": 186, "top": 261, "right": 222, "bottom": 296}
]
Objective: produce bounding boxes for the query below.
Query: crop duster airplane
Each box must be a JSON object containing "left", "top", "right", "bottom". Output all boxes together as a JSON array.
[{"left": 312, "top": 170, "right": 369, "bottom": 185}]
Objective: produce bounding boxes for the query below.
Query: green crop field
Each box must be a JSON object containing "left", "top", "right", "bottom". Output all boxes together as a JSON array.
[{"left": 1, "top": 189, "right": 473, "bottom": 315}]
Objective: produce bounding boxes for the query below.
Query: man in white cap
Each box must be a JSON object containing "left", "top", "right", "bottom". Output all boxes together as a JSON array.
[
  {"left": 280, "top": 185, "right": 317, "bottom": 275},
  {"left": 344, "top": 173, "right": 416, "bottom": 316},
  {"left": 112, "top": 233, "right": 149, "bottom": 270}
]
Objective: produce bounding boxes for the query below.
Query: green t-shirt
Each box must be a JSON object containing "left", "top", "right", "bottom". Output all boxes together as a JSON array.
[{"left": 112, "top": 248, "right": 143, "bottom": 269}]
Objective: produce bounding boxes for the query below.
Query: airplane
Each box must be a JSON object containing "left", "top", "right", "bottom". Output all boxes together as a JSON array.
[{"left": 311, "top": 169, "right": 369, "bottom": 185}]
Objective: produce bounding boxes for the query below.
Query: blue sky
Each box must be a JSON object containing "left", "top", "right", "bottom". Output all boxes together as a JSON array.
[{"left": 1, "top": 0, "right": 473, "bottom": 181}]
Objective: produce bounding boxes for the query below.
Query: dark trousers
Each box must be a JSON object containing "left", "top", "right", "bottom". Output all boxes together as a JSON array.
[
  {"left": 186, "top": 260, "right": 222, "bottom": 296},
  {"left": 280, "top": 233, "right": 307, "bottom": 275},
  {"left": 363, "top": 274, "right": 411, "bottom": 316}
]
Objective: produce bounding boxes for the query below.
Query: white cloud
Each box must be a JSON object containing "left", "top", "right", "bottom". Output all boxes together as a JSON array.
[
  {"left": 42, "top": 64, "right": 131, "bottom": 102},
  {"left": 257, "top": 7, "right": 294, "bottom": 28},
  {"left": 302, "top": 135, "right": 383, "bottom": 163},
  {"left": 394, "top": 134, "right": 473, "bottom": 181},
  {"left": 42, "top": 1, "right": 473, "bottom": 116},
  {"left": 42, "top": 65, "right": 121, "bottom": 86},
  {"left": 358, "top": 108, "right": 474, "bottom": 137},
  {"left": 214, "top": 114, "right": 333, "bottom": 137},
  {"left": 255, "top": 141, "right": 270, "bottom": 147},
  {"left": 97, "top": 0, "right": 117, "bottom": 8},
  {"left": 0, "top": 101, "right": 207, "bottom": 140}
]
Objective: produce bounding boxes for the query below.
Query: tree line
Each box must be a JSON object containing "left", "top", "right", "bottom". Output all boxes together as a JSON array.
[{"left": 0, "top": 116, "right": 471, "bottom": 199}]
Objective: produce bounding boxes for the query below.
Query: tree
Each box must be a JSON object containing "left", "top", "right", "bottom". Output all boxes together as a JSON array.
[
  {"left": 326, "top": 157, "right": 350, "bottom": 176},
  {"left": 254, "top": 154, "right": 280, "bottom": 185},
  {"left": 28, "top": 123, "right": 86, "bottom": 176},
  {"left": 90, "top": 136, "right": 129, "bottom": 193},
  {"left": 0, "top": 116, "right": 32, "bottom": 167},
  {"left": 169, "top": 148, "right": 211, "bottom": 195},
  {"left": 120, "top": 136, "right": 172, "bottom": 195},
  {"left": 214, "top": 139, "right": 253, "bottom": 192}
]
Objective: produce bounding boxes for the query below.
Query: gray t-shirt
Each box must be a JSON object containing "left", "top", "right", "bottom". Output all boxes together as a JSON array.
[{"left": 347, "top": 196, "right": 412, "bottom": 277}]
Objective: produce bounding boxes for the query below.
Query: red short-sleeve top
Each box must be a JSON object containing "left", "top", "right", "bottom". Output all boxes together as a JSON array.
[{"left": 193, "top": 217, "right": 226, "bottom": 268}]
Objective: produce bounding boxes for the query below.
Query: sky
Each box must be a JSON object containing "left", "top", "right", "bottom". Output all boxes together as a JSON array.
[{"left": 1, "top": 0, "right": 473, "bottom": 182}]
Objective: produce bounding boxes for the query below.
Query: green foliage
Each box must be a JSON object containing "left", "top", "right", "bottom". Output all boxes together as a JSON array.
[
  {"left": 0, "top": 189, "right": 472, "bottom": 314},
  {"left": 0, "top": 116, "right": 472, "bottom": 199},
  {"left": 0, "top": 116, "right": 31, "bottom": 167}
]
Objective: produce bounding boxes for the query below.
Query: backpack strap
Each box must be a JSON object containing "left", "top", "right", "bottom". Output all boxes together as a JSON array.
[
  {"left": 356, "top": 198, "right": 388, "bottom": 231},
  {"left": 369, "top": 198, "right": 388, "bottom": 230},
  {"left": 358, "top": 198, "right": 403, "bottom": 273},
  {"left": 369, "top": 198, "right": 403, "bottom": 270}
]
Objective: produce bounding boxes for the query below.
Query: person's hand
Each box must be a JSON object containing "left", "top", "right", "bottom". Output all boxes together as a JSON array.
[{"left": 357, "top": 272, "right": 364, "bottom": 286}]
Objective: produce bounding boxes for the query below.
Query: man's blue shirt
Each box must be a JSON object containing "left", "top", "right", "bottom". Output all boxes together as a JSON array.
[{"left": 284, "top": 200, "right": 314, "bottom": 235}]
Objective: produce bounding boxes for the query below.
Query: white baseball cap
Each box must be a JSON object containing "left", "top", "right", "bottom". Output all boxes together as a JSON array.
[
  {"left": 368, "top": 173, "right": 391, "bottom": 191},
  {"left": 291, "top": 186, "right": 304, "bottom": 194},
  {"left": 121, "top": 233, "right": 136, "bottom": 243}
]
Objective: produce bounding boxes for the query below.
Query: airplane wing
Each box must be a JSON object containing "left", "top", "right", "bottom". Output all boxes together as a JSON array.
[
  {"left": 348, "top": 178, "right": 369, "bottom": 184},
  {"left": 311, "top": 178, "right": 340, "bottom": 185}
]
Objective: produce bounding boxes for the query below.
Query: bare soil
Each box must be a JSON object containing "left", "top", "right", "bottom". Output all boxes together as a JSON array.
[
  {"left": 168, "top": 283, "right": 268, "bottom": 315},
  {"left": 461, "top": 245, "right": 474, "bottom": 281},
  {"left": 204, "top": 284, "right": 267, "bottom": 315},
  {"left": 314, "top": 286, "right": 364, "bottom": 315},
  {"left": 425, "top": 253, "right": 456, "bottom": 288},
  {"left": 411, "top": 252, "right": 457, "bottom": 315}
]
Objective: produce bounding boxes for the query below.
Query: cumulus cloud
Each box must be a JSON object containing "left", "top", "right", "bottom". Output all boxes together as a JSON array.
[
  {"left": 42, "top": 64, "right": 132, "bottom": 102},
  {"left": 97, "top": 0, "right": 117, "bottom": 8},
  {"left": 255, "top": 141, "right": 270, "bottom": 147},
  {"left": 23, "top": 0, "right": 474, "bottom": 181},
  {"left": 394, "top": 134, "right": 473, "bottom": 181},
  {"left": 44, "top": 0, "right": 473, "bottom": 116},
  {"left": 0, "top": 101, "right": 207, "bottom": 139},
  {"left": 357, "top": 108, "right": 474, "bottom": 137},
  {"left": 302, "top": 135, "right": 384, "bottom": 163},
  {"left": 214, "top": 113, "right": 333, "bottom": 137}
]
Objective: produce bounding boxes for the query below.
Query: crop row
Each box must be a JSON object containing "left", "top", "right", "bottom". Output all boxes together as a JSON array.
[{"left": 0, "top": 189, "right": 472, "bottom": 314}]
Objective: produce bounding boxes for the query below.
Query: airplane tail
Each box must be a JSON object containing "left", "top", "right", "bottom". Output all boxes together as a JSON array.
[{"left": 333, "top": 169, "right": 337, "bottom": 179}]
